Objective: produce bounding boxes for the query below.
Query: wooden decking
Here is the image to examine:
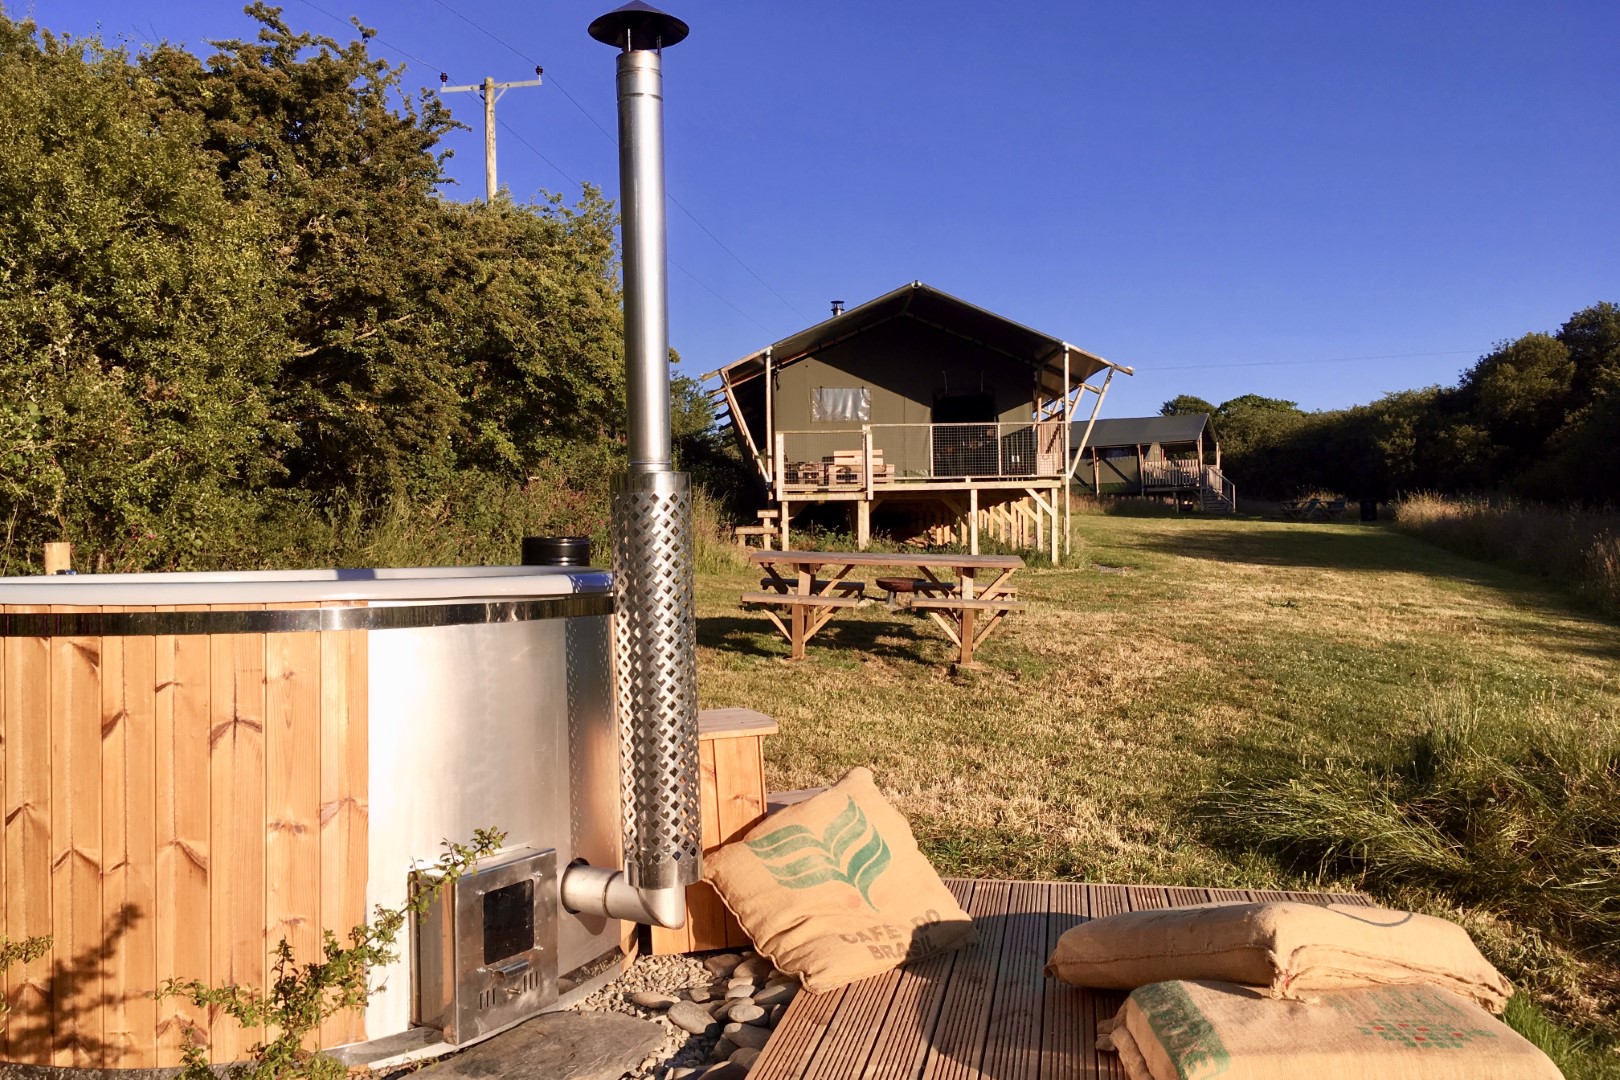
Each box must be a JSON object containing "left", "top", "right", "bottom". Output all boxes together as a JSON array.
[{"left": 750, "top": 878, "right": 1367, "bottom": 1080}]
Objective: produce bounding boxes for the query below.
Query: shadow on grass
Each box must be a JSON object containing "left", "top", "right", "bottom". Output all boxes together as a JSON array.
[{"left": 698, "top": 611, "right": 944, "bottom": 668}]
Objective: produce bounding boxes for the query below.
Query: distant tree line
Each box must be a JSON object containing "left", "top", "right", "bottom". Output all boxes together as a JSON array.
[
  {"left": 1162, "top": 302, "right": 1620, "bottom": 503},
  {"left": 0, "top": 6, "right": 733, "bottom": 573}
]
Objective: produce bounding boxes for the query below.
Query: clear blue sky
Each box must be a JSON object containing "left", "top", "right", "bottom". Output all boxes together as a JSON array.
[{"left": 28, "top": 0, "right": 1620, "bottom": 418}]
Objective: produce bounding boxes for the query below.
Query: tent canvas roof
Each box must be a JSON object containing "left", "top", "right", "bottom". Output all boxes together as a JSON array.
[
  {"left": 706, "top": 281, "right": 1129, "bottom": 400},
  {"left": 1075, "top": 414, "right": 1212, "bottom": 449}
]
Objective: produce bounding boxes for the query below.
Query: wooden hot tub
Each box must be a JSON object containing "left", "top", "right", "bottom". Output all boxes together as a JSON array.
[{"left": 0, "top": 567, "right": 623, "bottom": 1069}]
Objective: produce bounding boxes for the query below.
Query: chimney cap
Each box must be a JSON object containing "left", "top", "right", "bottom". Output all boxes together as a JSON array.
[{"left": 588, "top": 1, "right": 689, "bottom": 50}]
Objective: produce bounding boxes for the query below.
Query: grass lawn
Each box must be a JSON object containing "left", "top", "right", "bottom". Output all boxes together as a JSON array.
[{"left": 694, "top": 509, "right": 1619, "bottom": 1073}]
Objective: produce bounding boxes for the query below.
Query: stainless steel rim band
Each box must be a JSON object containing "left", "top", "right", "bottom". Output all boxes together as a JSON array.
[{"left": 0, "top": 594, "right": 614, "bottom": 637}]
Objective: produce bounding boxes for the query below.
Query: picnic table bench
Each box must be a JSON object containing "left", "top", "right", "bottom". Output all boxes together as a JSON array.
[
  {"left": 744, "top": 551, "right": 1025, "bottom": 666},
  {"left": 751, "top": 878, "right": 1368, "bottom": 1080}
]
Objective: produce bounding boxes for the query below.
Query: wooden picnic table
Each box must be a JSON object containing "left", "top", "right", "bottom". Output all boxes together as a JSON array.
[{"left": 744, "top": 550, "right": 1025, "bottom": 666}]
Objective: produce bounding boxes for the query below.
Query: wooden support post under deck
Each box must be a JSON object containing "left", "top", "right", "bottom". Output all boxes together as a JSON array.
[
  {"left": 857, "top": 500, "right": 871, "bottom": 550},
  {"left": 968, "top": 488, "right": 979, "bottom": 555},
  {"left": 1051, "top": 487, "right": 1059, "bottom": 565}
]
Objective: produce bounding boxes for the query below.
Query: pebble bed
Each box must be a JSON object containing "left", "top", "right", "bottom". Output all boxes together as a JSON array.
[{"left": 571, "top": 948, "right": 797, "bottom": 1079}]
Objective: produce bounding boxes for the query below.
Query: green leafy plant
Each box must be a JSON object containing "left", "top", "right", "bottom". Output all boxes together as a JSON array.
[
  {"left": 746, "top": 797, "right": 891, "bottom": 909},
  {"left": 0, "top": 936, "right": 51, "bottom": 1027},
  {"left": 159, "top": 828, "right": 506, "bottom": 1080}
]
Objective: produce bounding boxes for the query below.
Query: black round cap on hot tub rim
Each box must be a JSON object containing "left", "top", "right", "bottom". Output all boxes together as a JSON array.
[
  {"left": 588, "top": 1, "right": 689, "bottom": 50},
  {"left": 521, "top": 535, "right": 593, "bottom": 567}
]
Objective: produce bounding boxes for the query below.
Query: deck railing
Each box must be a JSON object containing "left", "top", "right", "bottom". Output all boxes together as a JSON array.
[
  {"left": 774, "top": 422, "right": 1065, "bottom": 491},
  {"left": 1140, "top": 458, "right": 1205, "bottom": 489}
]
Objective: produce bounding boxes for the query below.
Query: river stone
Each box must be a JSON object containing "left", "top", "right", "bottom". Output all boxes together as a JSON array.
[
  {"left": 704, "top": 1063, "right": 749, "bottom": 1080},
  {"left": 727, "top": 976, "right": 757, "bottom": 991},
  {"left": 708, "top": 998, "right": 735, "bottom": 1019},
  {"left": 685, "top": 983, "right": 714, "bottom": 1003},
  {"left": 630, "top": 990, "right": 679, "bottom": 1009},
  {"left": 419, "top": 1010, "right": 664, "bottom": 1080},
  {"left": 733, "top": 956, "right": 773, "bottom": 982},
  {"left": 769, "top": 1004, "right": 786, "bottom": 1027},
  {"left": 668, "top": 1000, "right": 719, "bottom": 1035},
  {"left": 730, "top": 1046, "right": 762, "bottom": 1070},
  {"left": 724, "top": 984, "right": 755, "bottom": 1001},
  {"left": 707, "top": 1037, "right": 738, "bottom": 1062},
  {"left": 726, "top": 1001, "right": 765, "bottom": 1024},
  {"left": 752, "top": 981, "right": 798, "bottom": 1009},
  {"left": 723, "top": 1022, "right": 772, "bottom": 1050},
  {"left": 703, "top": 952, "right": 744, "bottom": 977}
]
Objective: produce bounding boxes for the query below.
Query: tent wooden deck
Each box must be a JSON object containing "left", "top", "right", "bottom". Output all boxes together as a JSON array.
[{"left": 749, "top": 878, "right": 1367, "bottom": 1080}]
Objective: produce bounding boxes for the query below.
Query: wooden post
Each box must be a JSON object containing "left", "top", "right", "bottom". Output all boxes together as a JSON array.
[
  {"left": 857, "top": 500, "right": 871, "bottom": 550},
  {"left": 42, "top": 542, "right": 72, "bottom": 575},
  {"left": 1051, "top": 487, "right": 1059, "bottom": 565},
  {"left": 780, "top": 501, "right": 790, "bottom": 551},
  {"left": 968, "top": 488, "right": 979, "bottom": 555}
]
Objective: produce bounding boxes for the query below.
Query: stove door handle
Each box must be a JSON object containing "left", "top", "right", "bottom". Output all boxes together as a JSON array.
[{"left": 491, "top": 958, "right": 531, "bottom": 979}]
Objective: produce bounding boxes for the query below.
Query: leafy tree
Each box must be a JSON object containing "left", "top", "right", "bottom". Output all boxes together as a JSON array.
[
  {"left": 1459, "top": 333, "right": 1573, "bottom": 461},
  {"left": 1160, "top": 394, "right": 1215, "bottom": 416},
  {"left": 1558, "top": 301, "right": 1620, "bottom": 405},
  {"left": 0, "top": 15, "right": 290, "bottom": 572}
]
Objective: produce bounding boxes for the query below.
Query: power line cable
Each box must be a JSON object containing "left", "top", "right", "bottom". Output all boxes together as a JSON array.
[
  {"left": 496, "top": 117, "right": 579, "bottom": 188},
  {"left": 1147, "top": 349, "right": 1480, "bottom": 372},
  {"left": 285, "top": 0, "right": 792, "bottom": 340},
  {"left": 290, "top": 0, "right": 435, "bottom": 68},
  {"left": 426, "top": 0, "right": 810, "bottom": 323}
]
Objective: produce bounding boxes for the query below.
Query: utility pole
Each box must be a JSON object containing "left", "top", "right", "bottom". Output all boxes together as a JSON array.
[{"left": 439, "top": 68, "right": 544, "bottom": 203}]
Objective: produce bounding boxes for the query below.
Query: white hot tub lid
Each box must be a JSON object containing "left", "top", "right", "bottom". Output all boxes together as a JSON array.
[{"left": 0, "top": 565, "right": 612, "bottom": 607}]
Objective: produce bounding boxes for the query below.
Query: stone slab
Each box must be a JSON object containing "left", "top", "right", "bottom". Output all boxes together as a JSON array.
[{"left": 414, "top": 1011, "right": 663, "bottom": 1080}]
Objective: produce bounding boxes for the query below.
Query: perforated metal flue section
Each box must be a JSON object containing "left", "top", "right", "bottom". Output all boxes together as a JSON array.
[{"left": 611, "top": 470, "right": 702, "bottom": 890}]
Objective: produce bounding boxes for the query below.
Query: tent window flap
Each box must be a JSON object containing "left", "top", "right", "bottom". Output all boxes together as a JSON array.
[{"left": 811, "top": 387, "right": 871, "bottom": 423}]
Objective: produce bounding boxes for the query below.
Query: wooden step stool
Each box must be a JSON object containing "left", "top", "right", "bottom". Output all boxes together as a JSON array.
[{"left": 648, "top": 707, "right": 779, "bottom": 954}]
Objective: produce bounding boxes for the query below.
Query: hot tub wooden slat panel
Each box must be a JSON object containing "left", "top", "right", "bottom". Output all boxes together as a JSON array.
[
  {"left": 2, "top": 602, "right": 375, "bottom": 1067},
  {"left": 155, "top": 607, "right": 213, "bottom": 1066},
  {"left": 1, "top": 620, "right": 5, "bottom": 1063},
  {"left": 51, "top": 608, "right": 104, "bottom": 1067},
  {"left": 208, "top": 615, "right": 267, "bottom": 1062},
  {"left": 265, "top": 610, "right": 322, "bottom": 1050},
  {"left": 3, "top": 610, "right": 54, "bottom": 1061},
  {"left": 318, "top": 610, "right": 368, "bottom": 1047},
  {"left": 101, "top": 609, "right": 160, "bottom": 1068}
]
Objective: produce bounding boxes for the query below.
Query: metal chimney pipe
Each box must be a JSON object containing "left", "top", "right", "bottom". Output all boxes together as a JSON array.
[
  {"left": 618, "top": 47, "right": 673, "bottom": 476},
  {"left": 562, "top": 1, "right": 700, "bottom": 930},
  {"left": 831, "top": 300, "right": 845, "bottom": 317}
]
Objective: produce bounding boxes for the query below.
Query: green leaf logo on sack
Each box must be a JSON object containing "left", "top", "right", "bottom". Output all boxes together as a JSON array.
[{"left": 745, "top": 797, "right": 891, "bottom": 909}]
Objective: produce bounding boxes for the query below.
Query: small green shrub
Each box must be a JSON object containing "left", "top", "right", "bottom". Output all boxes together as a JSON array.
[
  {"left": 0, "top": 936, "right": 51, "bottom": 1026},
  {"left": 159, "top": 829, "right": 505, "bottom": 1080}
]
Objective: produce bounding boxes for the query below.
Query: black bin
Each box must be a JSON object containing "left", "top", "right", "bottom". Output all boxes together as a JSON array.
[
  {"left": 521, "top": 535, "right": 592, "bottom": 567},
  {"left": 1359, "top": 500, "right": 1378, "bottom": 522}
]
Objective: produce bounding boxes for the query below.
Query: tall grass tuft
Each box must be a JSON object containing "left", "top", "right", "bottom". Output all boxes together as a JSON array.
[
  {"left": 1393, "top": 494, "right": 1620, "bottom": 616},
  {"left": 1200, "top": 683, "right": 1620, "bottom": 959}
]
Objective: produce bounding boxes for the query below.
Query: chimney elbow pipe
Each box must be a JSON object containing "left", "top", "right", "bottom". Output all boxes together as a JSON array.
[{"left": 560, "top": 861, "right": 687, "bottom": 929}]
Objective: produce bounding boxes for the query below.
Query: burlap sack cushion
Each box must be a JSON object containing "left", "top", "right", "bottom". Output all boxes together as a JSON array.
[
  {"left": 703, "top": 767, "right": 976, "bottom": 992},
  {"left": 1097, "top": 980, "right": 1562, "bottom": 1080},
  {"left": 1045, "top": 902, "right": 1511, "bottom": 1012}
]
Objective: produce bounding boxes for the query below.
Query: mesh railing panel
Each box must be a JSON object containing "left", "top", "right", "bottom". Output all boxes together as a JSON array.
[{"left": 778, "top": 423, "right": 1063, "bottom": 486}]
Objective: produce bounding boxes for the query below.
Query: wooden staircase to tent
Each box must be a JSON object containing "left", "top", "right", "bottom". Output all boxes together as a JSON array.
[{"left": 1200, "top": 465, "right": 1237, "bottom": 513}]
